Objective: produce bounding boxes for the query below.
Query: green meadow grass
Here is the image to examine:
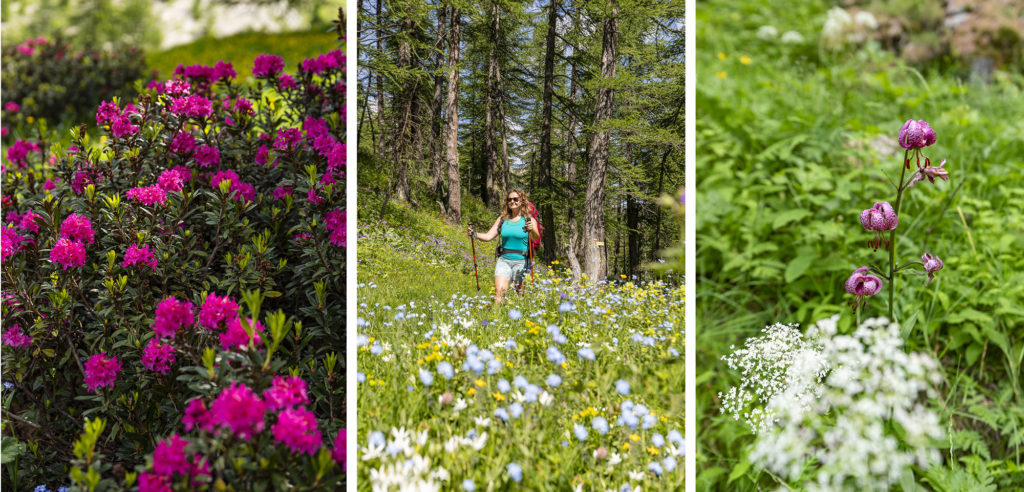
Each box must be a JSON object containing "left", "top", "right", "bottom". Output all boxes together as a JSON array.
[
  {"left": 146, "top": 29, "right": 339, "bottom": 80},
  {"left": 355, "top": 184, "right": 685, "bottom": 489}
]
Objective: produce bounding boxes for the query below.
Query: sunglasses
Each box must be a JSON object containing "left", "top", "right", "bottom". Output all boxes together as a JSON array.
[{"left": 507, "top": 197, "right": 521, "bottom": 203}]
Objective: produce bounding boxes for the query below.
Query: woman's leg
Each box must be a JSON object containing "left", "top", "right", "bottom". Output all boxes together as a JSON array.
[{"left": 495, "top": 275, "right": 511, "bottom": 303}]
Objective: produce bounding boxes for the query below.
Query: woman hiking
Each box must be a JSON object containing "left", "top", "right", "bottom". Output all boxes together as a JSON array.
[{"left": 468, "top": 189, "right": 541, "bottom": 303}]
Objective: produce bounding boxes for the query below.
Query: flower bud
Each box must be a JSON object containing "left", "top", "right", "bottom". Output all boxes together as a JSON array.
[
  {"left": 898, "top": 119, "right": 936, "bottom": 149},
  {"left": 440, "top": 391, "right": 453, "bottom": 405},
  {"left": 594, "top": 446, "right": 608, "bottom": 460},
  {"left": 921, "top": 253, "right": 943, "bottom": 285}
]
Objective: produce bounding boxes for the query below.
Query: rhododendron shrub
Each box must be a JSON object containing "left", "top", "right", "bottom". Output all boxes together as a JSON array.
[
  {"left": 0, "top": 37, "right": 147, "bottom": 135},
  {"left": 2, "top": 34, "right": 345, "bottom": 489}
]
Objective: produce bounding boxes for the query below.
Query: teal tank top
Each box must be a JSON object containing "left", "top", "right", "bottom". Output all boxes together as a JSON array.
[{"left": 499, "top": 217, "right": 528, "bottom": 260}]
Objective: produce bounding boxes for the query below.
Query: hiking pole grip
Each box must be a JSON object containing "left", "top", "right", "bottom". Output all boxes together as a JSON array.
[{"left": 469, "top": 223, "right": 480, "bottom": 291}]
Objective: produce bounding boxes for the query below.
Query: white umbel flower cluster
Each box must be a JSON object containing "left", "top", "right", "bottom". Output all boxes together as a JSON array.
[
  {"left": 724, "top": 316, "right": 944, "bottom": 491},
  {"left": 720, "top": 320, "right": 828, "bottom": 432},
  {"left": 821, "top": 7, "right": 880, "bottom": 48}
]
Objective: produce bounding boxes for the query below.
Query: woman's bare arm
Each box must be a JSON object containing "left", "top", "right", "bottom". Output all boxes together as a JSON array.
[{"left": 474, "top": 217, "right": 503, "bottom": 242}]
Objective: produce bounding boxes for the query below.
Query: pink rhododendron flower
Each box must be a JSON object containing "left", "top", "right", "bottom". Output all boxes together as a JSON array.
[
  {"left": 157, "top": 168, "right": 185, "bottom": 192},
  {"left": 263, "top": 376, "right": 310, "bottom": 411},
  {"left": 272, "top": 407, "right": 322, "bottom": 455},
  {"left": 50, "top": 238, "right": 87, "bottom": 269},
  {"left": 303, "top": 117, "right": 331, "bottom": 141},
  {"left": 111, "top": 115, "right": 139, "bottom": 138},
  {"left": 6, "top": 140, "right": 41, "bottom": 166},
  {"left": 60, "top": 213, "right": 96, "bottom": 244},
  {"left": 169, "top": 131, "right": 197, "bottom": 154},
  {"left": 214, "top": 60, "right": 236, "bottom": 81},
  {"left": 127, "top": 185, "right": 168, "bottom": 206},
  {"left": 194, "top": 145, "right": 220, "bottom": 168},
  {"left": 1, "top": 227, "right": 25, "bottom": 260},
  {"left": 198, "top": 292, "right": 239, "bottom": 330},
  {"left": 142, "top": 339, "right": 176, "bottom": 374},
  {"left": 307, "top": 188, "right": 323, "bottom": 205},
  {"left": 254, "top": 145, "right": 269, "bottom": 166},
  {"left": 210, "top": 382, "right": 266, "bottom": 440},
  {"left": 153, "top": 296, "right": 194, "bottom": 338},
  {"left": 72, "top": 171, "right": 97, "bottom": 194},
  {"left": 253, "top": 54, "right": 284, "bottom": 78},
  {"left": 83, "top": 353, "right": 121, "bottom": 392},
  {"left": 169, "top": 95, "right": 213, "bottom": 119},
  {"left": 152, "top": 434, "right": 191, "bottom": 476},
  {"left": 273, "top": 186, "right": 293, "bottom": 200},
  {"left": 233, "top": 97, "right": 253, "bottom": 114},
  {"left": 175, "top": 64, "right": 216, "bottom": 85},
  {"left": 4, "top": 102, "right": 20, "bottom": 112},
  {"left": 2, "top": 324, "right": 33, "bottom": 349},
  {"left": 332, "top": 428, "right": 346, "bottom": 469},
  {"left": 325, "top": 209, "right": 345, "bottom": 247},
  {"left": 95, "top": 100, "right": 121, "bottom": 125},
  {"left": 18, "top": 210, "right": 41, "bottom": 233},
  {"left": 219, "top": 317, "right": 264, "bottom": 351},
  {"left": 123, "top": 243, "right": 158, "bottom": 271},
  {"left": 137, "top": 472, "right": 172, "bottom": 492},
  {"left": 43, "top": 178, "right": 56, "bottom": 190},
  {"left": 182, "top": 398, "right": 213, "bottom": 432},
  {"left": 278, "top": 74, "right": 298, "bottom": 90},
  {"left": 231, "top": 182, "right": 256, "bottom": 202},
  {"left": 274, "top": 128, "right": 303, "bottom": 151},
  {"left": 209, "top": 170, "right": 240, "bottom": 188},
  {"left": 326, "top": 143, "right": 346, "bottom": 172}
]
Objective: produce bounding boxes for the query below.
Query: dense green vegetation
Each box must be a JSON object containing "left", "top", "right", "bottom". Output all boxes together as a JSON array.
[
  {"left": 696, "top": 1, "right": 1024, "bottom": 490},
  {"left": 146, "top": 30, "right": 338, "bottom": 79}
]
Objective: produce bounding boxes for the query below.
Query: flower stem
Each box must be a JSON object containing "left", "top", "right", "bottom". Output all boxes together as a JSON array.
[{"left": 888, "top": 150, "right": 910, "bottom": 320}]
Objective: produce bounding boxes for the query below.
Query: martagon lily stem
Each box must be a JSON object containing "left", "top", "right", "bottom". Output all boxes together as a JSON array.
[{"left": 888, "top": 149, "right": 911, "bottom": 319}]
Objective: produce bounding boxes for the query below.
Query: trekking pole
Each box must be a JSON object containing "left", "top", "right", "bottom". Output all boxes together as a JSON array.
[{"left": 468, "top": 224, "right": 480, "bottom": 291}]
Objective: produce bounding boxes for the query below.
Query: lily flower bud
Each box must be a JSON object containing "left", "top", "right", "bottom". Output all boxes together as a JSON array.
[
  {"left": 921, "top": 253, "right": 943, "bottom": 285},
  {"left": 898, "top": 119, "right": 936, "bottom": 149}
]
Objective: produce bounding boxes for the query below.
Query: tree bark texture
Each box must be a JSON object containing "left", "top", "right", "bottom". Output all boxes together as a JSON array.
[
  {"left": 583, "top": 2, "right": 618, "bottom": 282},
  {"left": 537, "top": 0, "right": 559, "bottom": 264},
  {"left": 445, "top": 6, "right": 462, "bottom": 224}
]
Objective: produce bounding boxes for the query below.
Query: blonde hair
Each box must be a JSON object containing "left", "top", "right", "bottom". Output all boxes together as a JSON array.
[{"left": 501, "top": 189, "right": 529, "bottom": 220}]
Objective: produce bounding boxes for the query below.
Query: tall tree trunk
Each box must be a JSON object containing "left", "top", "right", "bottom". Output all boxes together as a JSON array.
[
  {"left": 537, "top": 0, "right": 559, "bottom": 263},
  {"left": 564, "top": 59, "right": 582, "bottom": 283},
  {"left": 445, "top": 6, "right": 462, "bottom": 224},
  {"left": 379, "top": 15, "right": 420, "bottom": 215},
  {"left": 625, "top": 142, "right": 641, "bottom": 276},
  {"left": 375, "top": 0, "right": 386, "bottom": 159},
  {"left": 583, "top": 2, "right": 618, "bottom": 283},
  {"left": 651, "top": 147, "right": 671, "bottom": 258},
  {"left": 626, "top": 195, "right": 641, "bottom": 276},
  {"left": 483, "top": 1, "right": 503, "bottom": 208},
  {"left": 429, "top": 3, "right": 448, "bottom": 196}
]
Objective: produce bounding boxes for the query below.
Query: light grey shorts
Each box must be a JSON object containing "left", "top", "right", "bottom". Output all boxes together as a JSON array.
[{"left": 495, "top": 256, "right": 527, "bottom": 282}]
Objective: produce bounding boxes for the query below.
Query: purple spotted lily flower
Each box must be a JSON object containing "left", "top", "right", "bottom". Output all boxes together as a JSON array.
[
  {"left": 859, "top": 201, "right": 898, "bottom": 250},
  {"left": 898, "top": 120, "right": 936, "bottom": 150},
  {"left": 921, "top": 253, "right": 943, "bottom": 285},
  {"left": 908, "top": 159, "right": 949, "bottom": 188},
  {"left": 845, "top": 266, "right": 882, "bottom": 312}
]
